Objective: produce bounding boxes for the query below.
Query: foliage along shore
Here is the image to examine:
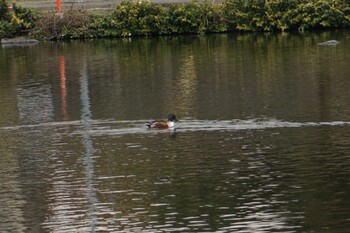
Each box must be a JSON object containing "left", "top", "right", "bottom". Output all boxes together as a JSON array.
[{"left": 1, "top": 0, "right": 350, "bottom": 40}]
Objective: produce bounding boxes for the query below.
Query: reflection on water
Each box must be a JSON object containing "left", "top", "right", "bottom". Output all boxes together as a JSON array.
[
  {"left": 2, "top": 119, "right": 350, "bottom": 232},
  {"left": 175, "top": 54, "right": 198, "bottom": 116},
  {"left": 1, "top": 31, "right": 350, "bottom": 232},
  {"left": 16, "top": 83, "right": 54, "bottom": 125},
  {"left": 1, "top": 117, "right": 350, "bottom": 232}
]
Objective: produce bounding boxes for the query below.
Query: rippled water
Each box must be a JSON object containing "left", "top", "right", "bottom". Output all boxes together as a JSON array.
[
  {"left": 1, "top": 31, "right": 350, "bottom": 232},
  {"left": 1, "top": 119, "right": 350, "bottom": 232}
]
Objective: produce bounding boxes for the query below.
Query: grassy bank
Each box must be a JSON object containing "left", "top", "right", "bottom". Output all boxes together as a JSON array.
[{"left": 1, "top": 0, "right": 350, "bottom": 40}]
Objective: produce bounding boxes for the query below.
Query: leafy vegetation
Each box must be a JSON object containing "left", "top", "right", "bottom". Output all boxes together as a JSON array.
[
  {"left": 0, "top": 0, "right": 38, "bottom": 38},
  {"left": 1, "top": 0, "right": 350, "bottom": 40},
  {"left": 222, "top": 0, "right": 350, "bottom": 31},
  {"left": 166, "top": 1, "right": 226, "bottom": 34},
  {"left": 91, "top": 1, "right": 169, "bottom": 37},
  {"left": 90, "top": 1, "right": 226, "bottom": 37}
]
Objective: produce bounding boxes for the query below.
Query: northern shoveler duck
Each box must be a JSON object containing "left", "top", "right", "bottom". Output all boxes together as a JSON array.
[{"left": 147, "top": 114, "right": 179, "bottom": 129}]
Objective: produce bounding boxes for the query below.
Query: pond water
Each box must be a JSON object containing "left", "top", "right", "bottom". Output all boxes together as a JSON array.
[{"left": 1, "top": 31, "right": 350, "bottom": 232}]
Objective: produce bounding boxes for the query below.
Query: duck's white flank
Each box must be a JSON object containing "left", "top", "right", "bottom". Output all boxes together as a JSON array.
[{"left": 167, "top": 121, "right": 175, "bottom": 128}]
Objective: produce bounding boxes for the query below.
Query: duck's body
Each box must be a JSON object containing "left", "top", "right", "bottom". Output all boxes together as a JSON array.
[{"left": 147, "top": 114, "right": 178, "bottom": 129}]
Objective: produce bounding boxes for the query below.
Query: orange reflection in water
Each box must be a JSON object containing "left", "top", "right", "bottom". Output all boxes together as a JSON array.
[{"left": 59, "top": 55, "right": 68, "bottom": 121}]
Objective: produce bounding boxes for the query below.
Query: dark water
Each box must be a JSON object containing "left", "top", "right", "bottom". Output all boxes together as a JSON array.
[{"left": 1, "top": 31, "right": 350, "bottom": 232}]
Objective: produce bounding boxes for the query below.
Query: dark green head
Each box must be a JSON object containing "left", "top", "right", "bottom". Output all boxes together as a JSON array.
[{"left": 167, "top": 113, "right": 178, "bottom": 122}]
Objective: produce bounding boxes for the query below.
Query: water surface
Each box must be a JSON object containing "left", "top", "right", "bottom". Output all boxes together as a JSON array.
[{"left": 1, "top": 31, "right": 350, "bottom": 232}]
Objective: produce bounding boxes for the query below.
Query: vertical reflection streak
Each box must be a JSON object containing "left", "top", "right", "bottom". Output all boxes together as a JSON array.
[
  {"left": 80, "top": 59, "right": 97, "bottom": 232},
  {"left": 59, "top": 55, "right": 68, "bottom": 121}
]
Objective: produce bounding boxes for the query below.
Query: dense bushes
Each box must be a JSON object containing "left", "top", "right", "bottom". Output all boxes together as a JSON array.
[
  {"left": 0, "top": 0, "right": 15, "bottom": 38},
  {"left": 223, "top": 0, "right": 350, "bottom": 31},
  {"left": 1, "top": 0, "right": 350, "bottom": 40},
  {"left": 0, "top": 0, "right": 38, "bottom": 38},
  {"left": 90, "top": 1, "right": 226, "bottom": 37},
  {"left": 91, "top": 1, "right": 169, "bottom": 37},
  {"left": 89, "top": 0, "right": 350, "bottom": 38}
]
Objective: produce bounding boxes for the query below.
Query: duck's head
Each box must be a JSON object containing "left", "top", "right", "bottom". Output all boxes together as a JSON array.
[{"left": 167, "top": 113, "right": 178, "bottom": 122}]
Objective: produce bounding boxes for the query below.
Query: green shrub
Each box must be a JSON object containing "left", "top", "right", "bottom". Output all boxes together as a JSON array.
[
  {"left": 0, "top": 0, "right": 10, "bottom": 21},
  {"left": 167, "top": 1, "right": 226, "bottom": 34},
  {"left": 284, "top": 0, "right": 350, "bottom": 30},
  {"left": 95, "top": 1, "right": 168, "bottom": 36},
  {"left": 223, "top": 0, "right": 271, "bottom": 31},
  {"left": 91, "top": 0, "right": 227, "bottom": 37},
  {"left": 8, "top": 0, "right": 350, "bottom": 40},
  {"left": 222, "top": 0, "right": 350, "bottom": 31},
  {"left": 11, "top": 3, "right": 39, "bottom": 32},
  {"left": 91, "top": 0, "right": 350, "bottom": 37},
  {"left": 0, "top": 0, "right": 11, "bottom": 38},
  {"left": 264, "top": 0, "right": 300, "bottom": 31},
  {"left": 0, "top": 0, "right": 38, "bottom": 38},
  {"left": 167, "top": 1, "right": 207, "bottom": 33},
  {"left": 0, "top": 20, "right": 16, "bottom": 38}
]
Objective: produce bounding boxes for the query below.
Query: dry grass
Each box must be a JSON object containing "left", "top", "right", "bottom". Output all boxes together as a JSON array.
[
  {"left": 30, "top": 9, "right": 95, "bottom": 39},
  {"left": 17, "top": 0, "right": 46, "bottom": 1}
]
